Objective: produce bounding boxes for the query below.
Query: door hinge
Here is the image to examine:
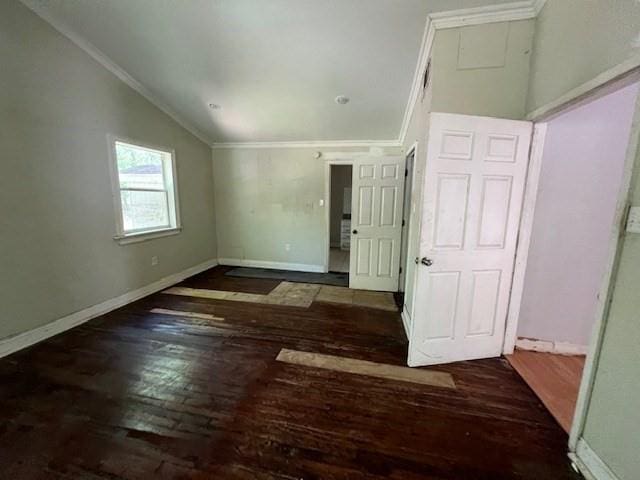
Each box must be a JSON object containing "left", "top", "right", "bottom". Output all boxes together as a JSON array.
[
  {"left": 402, "top": 219, "right": 406, "bottom": 227},
  {"left": 405, "top": 169, "right": 408, "bottom": 177},
  {"left": 399, "top": 267, "right": 403, "bottom": 274}
]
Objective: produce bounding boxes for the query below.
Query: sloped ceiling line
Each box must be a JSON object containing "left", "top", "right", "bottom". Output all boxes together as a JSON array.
[{"left": 21, "top": 0, "right": 544, "bottom": 149}]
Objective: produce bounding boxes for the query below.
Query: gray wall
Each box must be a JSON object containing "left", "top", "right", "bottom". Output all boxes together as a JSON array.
[
  {"left": 517, "top": 82, "right": 639, "bottom": 347},
  {"left": 582, "top": 173, "right": 640, "bottom": 480},
  {"left": 527, "top": 0, "right": 640, "bottom": 112},
  {"left": 430, "top": 20, "right": 535, "bottom": 119},
  {"left": 212, "top": 147, "right": 399, "bottom": 269},
  {"left": 0, "top": 1, "right": 217, "bottom": 341},
  {"left": 330, "top": 165, "right": 352, "bottom": 247},
  {"left": 528, "top": 2, "right": 640, "bottom": 478},
  {"left": 401, "top": 19, "right": 534, "bottom": 320}
]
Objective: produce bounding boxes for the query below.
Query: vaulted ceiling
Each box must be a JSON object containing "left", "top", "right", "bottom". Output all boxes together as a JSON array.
[{"left": 23, "top": 0, "right": 519, "bottom": 145}]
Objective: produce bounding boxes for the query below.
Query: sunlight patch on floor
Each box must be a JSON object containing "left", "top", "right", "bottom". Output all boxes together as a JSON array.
[{"left": 163, "top": 281, "right": 398, "bottom": 311}]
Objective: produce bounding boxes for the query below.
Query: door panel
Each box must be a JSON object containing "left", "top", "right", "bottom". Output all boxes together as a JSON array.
[
  {"left": 355, "top": 238, "right": 372, "bottom": 275},
  {"left": 408, "top": 113, "right": 532, "bottom": 366},
  {"left": 477, "top": 176, "right": 512, "bottom": 248},
  {"left": 357, "top": 186, "right": 374, "bottom": 226},
  {"left": 421, "top": 271, "right": 460, "bottom": 340},
  {"left": 379, "top": 186, "right": 397, "bottom": 226},
  {"left": 377, "top": 238, "right": 394, "bottom": 277},
  {"left": 433, "top": 174, "right": 470, "bottom": 250},
  {"left": 467, "top": 269, "right": 501, "bottom": 337},
  {"left": 349, "top": 156, "right": 405, "bottom": 292}
]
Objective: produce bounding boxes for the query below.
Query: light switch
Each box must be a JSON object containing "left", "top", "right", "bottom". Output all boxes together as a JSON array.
[
  {"left": 626, "top": 206, "right": 640, "bottom": 233},
  {"left": 319, "top": 199, "right": 324, "bottom": 207}
]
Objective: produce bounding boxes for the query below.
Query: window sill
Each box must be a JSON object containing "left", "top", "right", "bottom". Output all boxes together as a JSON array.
[{"left": 114, "top": 227, "right": 182, "bottom": 245}]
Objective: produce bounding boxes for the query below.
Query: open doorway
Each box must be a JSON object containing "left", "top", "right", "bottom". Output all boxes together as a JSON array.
[
  {"left": 399, "top": 147, "right": 415, "bottom": 292},
  {"left": 506, "top": 78, "right": 640, "bottom": 434},
  {"left": 328, "top": 164, "right": 352, "bottom": 273}
]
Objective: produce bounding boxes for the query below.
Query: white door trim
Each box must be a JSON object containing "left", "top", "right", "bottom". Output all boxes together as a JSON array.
[
  {"left": 569, "top": 439, "right": 621, "bottom": 480},
  {"left": 526, "top": 60, "right": 640, "bottom": 122},
  {"left": 568, "top": 84, "right": 640, "bottom": 453},
  {"left": 399, "top": 142, "right": 419, "bottom": 292},
  {"left": 502, "top": 123, "right": 546, "bottom": 354},
  {"left": 324, "top": 160, "right": 354, "bottom": 273},
  {"left": 503, "top": 70, "right": 640, "bottom": 457}
]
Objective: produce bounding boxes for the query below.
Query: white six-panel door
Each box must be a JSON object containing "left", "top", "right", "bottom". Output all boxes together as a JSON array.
[
  {"left": 408, "top": 113, "right": 532, "bottom": 366},
  {"left": 349, "top": 156, "right": 405, "bottom": 292}
]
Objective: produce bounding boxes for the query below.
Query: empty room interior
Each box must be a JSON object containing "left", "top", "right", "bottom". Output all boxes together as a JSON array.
[{"left": 1, "top": 1, "right": 639, "bottom": 479}]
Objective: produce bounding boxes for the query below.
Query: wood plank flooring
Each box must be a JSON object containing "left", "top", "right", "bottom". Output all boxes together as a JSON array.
[
  {"left": 0, "top": 266, "right": 579, "bottom": 479},
  {"left": 506, "top": 350, "right": 586, "bottom": 434}
]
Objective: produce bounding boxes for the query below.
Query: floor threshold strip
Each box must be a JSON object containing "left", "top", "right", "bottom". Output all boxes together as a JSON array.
[{"left": 276, "top": 348, "right": 456, "bottom": 389}]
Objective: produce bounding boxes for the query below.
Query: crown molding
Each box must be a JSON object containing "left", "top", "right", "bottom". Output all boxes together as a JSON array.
[
  {"left": 429, "top": 1, "right": 537, "bottom": 30},
  {"left": 532, "top": 0, "right": 548, "bottom": 15},
  {"left": 396, "top": 16, "right": 437, "bottom": 148},
  {"left": 20, "top": 0, "right": 212, "bottom": 146},
  {"left": 211, "top": 139, "right": 402, "bottom": 149},
  {"left": 398, "top": 0, "right": 541, "bottom": 145}
]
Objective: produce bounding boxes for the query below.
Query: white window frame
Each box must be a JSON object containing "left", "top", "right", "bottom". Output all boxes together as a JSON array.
[{"left": 107, "top": 135, "right": 181, "bottom": 245}]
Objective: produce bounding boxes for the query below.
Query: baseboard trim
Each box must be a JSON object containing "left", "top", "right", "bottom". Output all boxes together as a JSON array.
[
  {"left": 0, "top": 258, "right": 219, "bottom": 359},
  {"left": 401, "top": 307, "right": 411, "bottom": 339},
  {"left": 570, "top": 439, "right": 620, "bottom": 480},
  {"left": 515, "top": 337, "right": 588, "bottom": 355},
  {"left": 218, "top": 258, "right": 325, "bottom": 273}
]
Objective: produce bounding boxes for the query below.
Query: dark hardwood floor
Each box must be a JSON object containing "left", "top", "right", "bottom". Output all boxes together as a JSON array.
[{"left": 0, "top": 266, "right": 579, "bottom": 479}]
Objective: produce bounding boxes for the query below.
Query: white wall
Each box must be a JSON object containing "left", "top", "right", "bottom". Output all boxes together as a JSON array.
[
  {"left": 0, "top": 1, "right": 217, "bottom": 341},
  {"left": 517, "top": 81, "right": 640, "bottom": 346}
]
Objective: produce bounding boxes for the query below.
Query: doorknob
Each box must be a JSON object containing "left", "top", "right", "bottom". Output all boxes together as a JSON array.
[
  {"left": 421, "top": 257, "right": 433, "bottom": 266},
  {"left": 352, "top": 229, "right": 358, "bottom": 234}
]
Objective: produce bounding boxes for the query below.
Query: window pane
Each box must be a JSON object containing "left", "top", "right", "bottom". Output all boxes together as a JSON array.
[
  {"left": 120, "top": 190, "right": 169, "bottom": 232},
  {"left": 116, "top": 142, "right": 165, "bottom": 190}
]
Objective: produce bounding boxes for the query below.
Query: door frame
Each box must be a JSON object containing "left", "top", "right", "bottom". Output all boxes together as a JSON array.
[
  {"left": 502, "top": 123, "right": 547, "bottom": 353},
  {"left": 399, "top": 142, "right": 419, "bottom": 292},
  {"left": 323, "top": 159, "right": 354, "bottom": 273},
  {"left": 501, "top": 67, "right": 640, "bottom": 456}
]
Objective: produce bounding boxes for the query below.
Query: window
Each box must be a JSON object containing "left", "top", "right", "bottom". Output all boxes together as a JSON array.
[{"left": 109, "top": 137, "right": 180, "bottom": 243}]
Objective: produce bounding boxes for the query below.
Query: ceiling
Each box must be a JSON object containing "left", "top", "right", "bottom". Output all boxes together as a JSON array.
[{"left": 23, "top": 0, "right": 519, "bottom": 145}]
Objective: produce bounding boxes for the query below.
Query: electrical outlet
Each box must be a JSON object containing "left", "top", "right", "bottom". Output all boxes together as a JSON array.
[
  {"left": 151, "top": 255, "right": 159, "bottom": 266},
  {"left": 285, "top": 243, "right": 291, "bottom": 251}
]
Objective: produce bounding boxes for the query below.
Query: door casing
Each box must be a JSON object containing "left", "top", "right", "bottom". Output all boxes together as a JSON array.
[
  {"left": 324, "top": 159, "right": 354, "bottom": 274},
  {"left": 516, "top": 71, "right": 640, "bottom": 455}
]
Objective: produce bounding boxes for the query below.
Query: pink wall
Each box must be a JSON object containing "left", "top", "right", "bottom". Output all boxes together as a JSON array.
[{"left": 517, "top": 81, "right": 639, "bottom": 346}]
